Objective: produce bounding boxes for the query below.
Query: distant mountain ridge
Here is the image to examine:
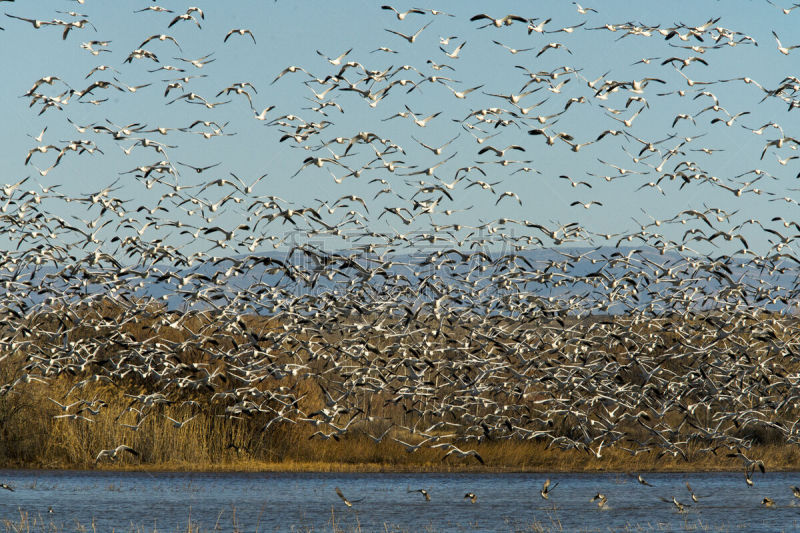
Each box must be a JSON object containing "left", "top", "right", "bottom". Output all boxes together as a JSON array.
[{"left": 5, "top": 245, "right": 796, "bottom": 316}]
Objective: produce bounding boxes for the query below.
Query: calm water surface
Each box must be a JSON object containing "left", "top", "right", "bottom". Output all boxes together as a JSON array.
[{"left": 1, "top": 470, "right": 800, "bottom": 532}]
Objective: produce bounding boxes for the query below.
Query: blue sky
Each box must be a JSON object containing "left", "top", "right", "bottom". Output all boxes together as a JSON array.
[{"left": 1, "top": 1, "right": 798, "bottom": 258}]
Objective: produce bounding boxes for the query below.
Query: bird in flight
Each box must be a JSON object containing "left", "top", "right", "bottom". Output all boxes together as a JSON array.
[
  {"left": 772, "top": 30, "right": 800, "bottom": 55},
  {"left": 540, "top": 479, "right": 558, "bottom": 499},
  {"left": 385, "top": 21, "right": 431, "bottom": 44},
  {"left": 408, "top": 488, "right": 430, "bottom": 501},
  {"left": 380, "top": 5, "right": 425, "bottom": 20},
  {"left": 660, "top": 496, "right": 690, "bottom": 512},
  {"left": 94, "top": 445, "right": 139, "bottom": 465},
  {"left": 591, "top": 492, "right": 607, "bottom": 508},
  {"left": 470, "top": 13, "right": 528, "bottom": 28},
  {"left": 335, "top": 487, "right": 363, "bottom": 507},
  {"left": 224, "top": 28, "right": 256, "bottom": 44},
  {"left": 177, "top": 161, "right": 221, "bottom": 173}
]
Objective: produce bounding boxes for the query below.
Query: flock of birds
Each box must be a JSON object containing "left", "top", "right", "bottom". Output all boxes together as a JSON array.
[
  {"left": 328, "top": 475, "right": 800, "bottom": 511},
  {"left": 5, "top": 474, "right": 800, "bottom": 515},
  {"left": 2, "top": 0, "right": 800, "bottom": 513}
]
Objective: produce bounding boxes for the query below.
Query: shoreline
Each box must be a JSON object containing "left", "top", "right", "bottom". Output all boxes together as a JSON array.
[{"left": 2, "top": 458, "right": 796, "bottom": 474}]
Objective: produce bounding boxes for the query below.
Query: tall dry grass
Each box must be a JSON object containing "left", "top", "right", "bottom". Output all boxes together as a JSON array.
[
  {"left": 2, "top": 368, "right": 799, "bottom": 472},
  {"left": 0, "top": 301, "right": 798, "bottom": 472}
]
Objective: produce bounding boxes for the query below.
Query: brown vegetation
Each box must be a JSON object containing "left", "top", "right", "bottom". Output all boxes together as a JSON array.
[{"left": 1, "top": 298, "right": 799, "bottom": 473}]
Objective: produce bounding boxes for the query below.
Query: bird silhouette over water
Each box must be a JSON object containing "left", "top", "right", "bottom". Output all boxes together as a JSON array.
[
  {"left": 335, "top": 487, "right": 364, "bottom": 507},
  {"left": 591, "top": 492, "right": 607, "bottom": 508},
  {"left": 540, "top": 479, "right": 559, "bottom": 499},
  {"left": 408, "top": 488, "right": 431, "bottom": 501}
]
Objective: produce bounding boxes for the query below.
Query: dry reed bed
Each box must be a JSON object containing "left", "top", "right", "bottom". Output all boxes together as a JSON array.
[{"left": 1, "top": 299, "right": 799, "bottom": 471}]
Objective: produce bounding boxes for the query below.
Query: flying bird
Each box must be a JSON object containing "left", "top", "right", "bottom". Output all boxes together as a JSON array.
[
  {"left": 772, "top": 30, "right": 800, "bottom": 55},
  {"left": 540, "top": 479, "right": 559, "bottom": 499},
  {"left": 380, "top": 5, "right": 425, "bottom": 20},
  {"left": 591, "top": 493, "right": 607, "bottom": 507},
  {"left": 335, "top": 487, "right": 363, "bottom": 507},
  {"left": 408, "top": 488, "right": 430, "bottom": 501},
  {"left": 470, "top": 13, "right": 528, "bottom": 28},
  {"left": 224, "top": 28, "right": 256, "bottom": 44},
  {"left": 94, "top": 445, "right": 139, "bottom": 465},
  {"left": 385, "top": 21, "right": 431, "bottom": 43}
]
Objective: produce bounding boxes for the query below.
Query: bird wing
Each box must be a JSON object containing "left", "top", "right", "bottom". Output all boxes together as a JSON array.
[{"left": 335, "top": 487, "right": 349, "bottom": 504}]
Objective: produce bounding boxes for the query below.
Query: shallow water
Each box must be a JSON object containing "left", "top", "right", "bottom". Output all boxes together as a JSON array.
[{"left": 0, "top": 470, "right": 799, "bottom": 532}]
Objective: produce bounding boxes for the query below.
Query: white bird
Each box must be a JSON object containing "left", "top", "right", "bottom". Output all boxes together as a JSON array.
[
  {"left": 434, "top": 443, "right": 485, "bottom": 464},
  {"left": 405, "top": 106, "right": 441, "bottom": 127},
  {"left": 94, "top": 445, "right": 139, "bottom": 464},
  {"left": 528, "top": 18, "right": 552, "bottom": 34},
  {"left": 5, "top": 13, "right": 53, "bottom": 29},
  {"left": 48, "top": 397, "right": 83, "bottom": 412},
  {"left": 574, "top": 2, "right": 598, "bottom": 14},
  {"left": 164, "top": 414, "right": 198, "bottom": 429},
  {"left": 470, "top": 13, "right": 528, "bottom": 28},
  {"left": 224, "top": 28, "right": 256, "bottom": 44},
  {"left": 271, "top": 65, "right": 307, "bottom": 84},
  {"left": 772, "top": 30, "right": 800, "bottom": 55},
  {"left": 139, "top": 34, "right": 182, "bottom": 51},
  {"left": 385, "top": 21, "right": 431, "bottom": 44},
  {"left": 444, "top": 83, "right": 484, "bottom": 99},
  {"left": 495, "top": 191, "right": 522, "bottom": 206},
  {"left": 168, "top": 12, "right": 201, "bottom": 29},
  {"left": 491, "top": 40, "right": 534, "bottom": 54},
  {"left": 380, "top": 5, "right": 425, "bottom": 20},
  {"left": 571, "top": 200, "right": 603, "bottom": 209},
  {"left": 391, "top": 437, "right": 431, "bottom": 453},
  {"left": 440, "top": 41, "right": 466, "bottom": 58},
  {"left": 316, "top": 48, "right": 352, "bottom": 65},
  {"left": 537, "top": 42, "right": 572, "bottom": 57}
]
